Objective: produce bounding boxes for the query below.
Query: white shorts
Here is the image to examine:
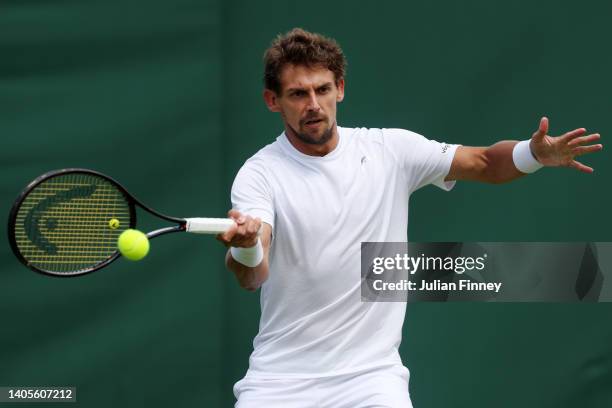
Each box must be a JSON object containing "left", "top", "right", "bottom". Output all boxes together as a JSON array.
[{"left": 233, "top": 365, "right": 412, "bottom": 408}]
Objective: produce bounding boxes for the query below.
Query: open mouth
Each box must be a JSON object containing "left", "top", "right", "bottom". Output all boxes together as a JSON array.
[{"left": 304, "top": 118, "right": 324, "bottom": 126}]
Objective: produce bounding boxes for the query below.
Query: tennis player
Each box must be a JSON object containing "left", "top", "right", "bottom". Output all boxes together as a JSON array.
[{"left": 217, "top": 28, "right": 602, "bottom": 407}]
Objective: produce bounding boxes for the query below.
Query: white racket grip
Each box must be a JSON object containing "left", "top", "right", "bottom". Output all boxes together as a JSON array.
[{"left": 185, "top": 218, "right": 236, "bottom": 234}]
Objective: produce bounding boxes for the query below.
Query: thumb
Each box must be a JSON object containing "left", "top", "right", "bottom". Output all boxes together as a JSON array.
[{"left": 533, "top": 116, "right": 548, "bottom": 141}]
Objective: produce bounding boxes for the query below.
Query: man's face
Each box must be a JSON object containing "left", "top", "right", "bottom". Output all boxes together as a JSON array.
[{"left": 264, "top": 64, "right": 345, "bottom": 146}]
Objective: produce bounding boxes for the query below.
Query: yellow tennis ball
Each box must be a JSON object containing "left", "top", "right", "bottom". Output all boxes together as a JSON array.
[
  {"left": 117, "top": 229, "right": 149, "bottom": 261},
  {"left": 109, "top": 218, "right": 120, "bottom": 229}
]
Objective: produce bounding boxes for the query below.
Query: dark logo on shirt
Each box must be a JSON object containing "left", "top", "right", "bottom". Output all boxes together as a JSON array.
[{"left": 441, "top": 144, "right": 449, "bottom": 154}]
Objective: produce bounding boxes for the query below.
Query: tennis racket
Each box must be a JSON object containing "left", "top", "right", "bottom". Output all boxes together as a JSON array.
[{"left": 7, "top": 168, "right": 235, "bottom": 277}]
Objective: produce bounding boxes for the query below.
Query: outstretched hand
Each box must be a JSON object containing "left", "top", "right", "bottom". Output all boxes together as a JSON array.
[{"left": 529, "top": 117, "right": 602, "bottom": 173}]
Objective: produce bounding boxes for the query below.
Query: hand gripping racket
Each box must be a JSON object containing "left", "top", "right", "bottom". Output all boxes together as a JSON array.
[{"left": 7, "top": 168, "right": 235, "bottom": 277}]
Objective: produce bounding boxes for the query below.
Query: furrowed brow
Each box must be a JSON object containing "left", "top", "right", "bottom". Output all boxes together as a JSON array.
[
  {"left": 286, "top": 86, "right": 306, "bottom": 94},
  {"left": 286, "top": 82, "right": 334, "bottom": 95}
]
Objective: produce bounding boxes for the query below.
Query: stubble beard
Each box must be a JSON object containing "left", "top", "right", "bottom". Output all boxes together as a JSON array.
[{"left": 287, "top": 120, "right": 335, "bottom": 146}]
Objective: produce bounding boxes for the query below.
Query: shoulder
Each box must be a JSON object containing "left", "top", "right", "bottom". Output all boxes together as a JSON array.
[
  {"left": 340, "top": 126, "right": 383, "bottom": 144},
  {"left": 237, "top": 138, "right": 285, "bottom": 175},
  {"left": 341, "top": 126, "right": 427, "bottom": 147},
  {"left": 342, "top": 126, "right": 431, "bottom": 163},
  {"left": 377, "top": 128, "right": 448, "bottom": 159},
  {"left": 380, "top": 128, "right": 430, "bottom": 147}
]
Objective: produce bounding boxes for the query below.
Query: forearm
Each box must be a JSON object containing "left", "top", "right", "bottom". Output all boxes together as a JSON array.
[
  {"left": 217, "top": 214, "right": 272, "bottom": 291},
  {"left": 225, "top": 249, "right": 269, "bottom": 291},
  {"left": 482, "top": 140, "right": 526, "bottom": 184},
  {"left": 449, "top": 141, "right": 527, "bottom": 184}
]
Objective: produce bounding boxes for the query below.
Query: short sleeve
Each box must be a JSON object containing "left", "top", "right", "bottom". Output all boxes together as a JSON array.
[
  {"left": 382, "top": 128, "right": 459, "bottom": 193},
  {"left": 231, "top": 159, "right": 275, "bottom": 229}
]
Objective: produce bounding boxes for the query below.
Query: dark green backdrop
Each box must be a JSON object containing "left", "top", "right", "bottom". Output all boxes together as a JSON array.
[{"left": 1, "top": 0, "right": 610, "bottom": 407}]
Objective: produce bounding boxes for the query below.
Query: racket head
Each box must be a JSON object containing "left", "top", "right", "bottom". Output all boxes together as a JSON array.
[{"left": 7, "top": 168, "right": 137, "bottom": 277}]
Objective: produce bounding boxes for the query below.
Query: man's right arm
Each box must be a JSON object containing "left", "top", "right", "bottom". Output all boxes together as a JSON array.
[{"left": 217, "top": 209, "right": 272, "bottom": 291}]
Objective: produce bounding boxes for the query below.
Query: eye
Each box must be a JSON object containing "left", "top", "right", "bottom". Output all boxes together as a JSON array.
[
  {"left": 291, "top": 90, "right": 307, "bottom": 97},
  {"left": 317, "top": 86, "right": 331, "bottom": 94}
]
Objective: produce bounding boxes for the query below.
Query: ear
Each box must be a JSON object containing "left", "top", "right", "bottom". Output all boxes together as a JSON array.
[
  {"left": 336, "top": 78, "right": 345, "bottom": 103},
  {"left": 263, "top": 89, "right": 281, "bottom": 112}
]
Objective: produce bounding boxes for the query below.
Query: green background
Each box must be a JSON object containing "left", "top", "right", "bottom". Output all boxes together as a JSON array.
[{"left": 1, "top": 0, "right": 610, "bottom": 407}]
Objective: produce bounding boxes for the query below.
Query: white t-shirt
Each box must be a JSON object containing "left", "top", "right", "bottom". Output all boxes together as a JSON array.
[{"left": 231, "top": 126, "right": 458, "bottom": 379}]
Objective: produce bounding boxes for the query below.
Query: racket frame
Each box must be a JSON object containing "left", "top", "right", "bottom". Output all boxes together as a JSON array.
[{"left": 8, "top": 168, "right": 188, "bottom": 277}]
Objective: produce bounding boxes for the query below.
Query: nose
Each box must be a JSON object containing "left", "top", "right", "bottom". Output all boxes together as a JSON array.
[{"left": 306, "top": 91, "right": 321, "bottom": 112}]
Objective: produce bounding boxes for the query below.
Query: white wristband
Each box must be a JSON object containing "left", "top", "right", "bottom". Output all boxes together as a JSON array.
[
  {"left": 230, "top": 238, "right": 263, "bottom": 267},
  {"left": 512, "top": 140, "right": 543, "bottom": 174}
]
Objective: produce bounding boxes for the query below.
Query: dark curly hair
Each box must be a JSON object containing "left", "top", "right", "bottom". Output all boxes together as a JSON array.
[{"left": 263, "top": 28, "right": 347, "bottom": 94}]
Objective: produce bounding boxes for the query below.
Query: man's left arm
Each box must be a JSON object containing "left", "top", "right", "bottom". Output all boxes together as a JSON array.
[{"left": 446, "top": 117, "right": 602, "bottom": 183}]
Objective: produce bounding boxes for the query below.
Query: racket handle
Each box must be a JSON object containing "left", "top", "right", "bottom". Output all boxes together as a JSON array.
[{"left": 185, "top": 218, "right": 235, "bottom": 234}]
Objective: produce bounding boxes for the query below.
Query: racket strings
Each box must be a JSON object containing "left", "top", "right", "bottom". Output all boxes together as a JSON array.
[{"left": 14, "top": 173, "right": 133, "bottom": 274}]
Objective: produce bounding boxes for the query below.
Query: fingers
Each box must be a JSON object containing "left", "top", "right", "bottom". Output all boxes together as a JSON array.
[
  {"left": 246, "top": 217, "right": 262, "bottom": 236},
  {"left": 216, "top": 222, "right": 238, "bottom": 247},
  {"left": 227, "top": 209, "right": 243, "bottom": 221},
  {"left": 560, "top": 128, "right": 587, "bottom": 143},
  {"left": 567, "top": 133, "right": 600, "bottom": 147},
  {"left": 572, "top": 144, "right": 603, "bottom": 156},
  {"left": 218, "top": 211, "right": 261, "bottom": 248},
  {"left": 532, "top": 116, "right": 549, "bottom": 141},
  {"left": 569, "top": 160, "right": 594, "bottom": 174}
]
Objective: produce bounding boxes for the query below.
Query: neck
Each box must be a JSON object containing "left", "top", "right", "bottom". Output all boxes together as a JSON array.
[{"left": 284, "top": 122, "right": 339, "bottom": 157}]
